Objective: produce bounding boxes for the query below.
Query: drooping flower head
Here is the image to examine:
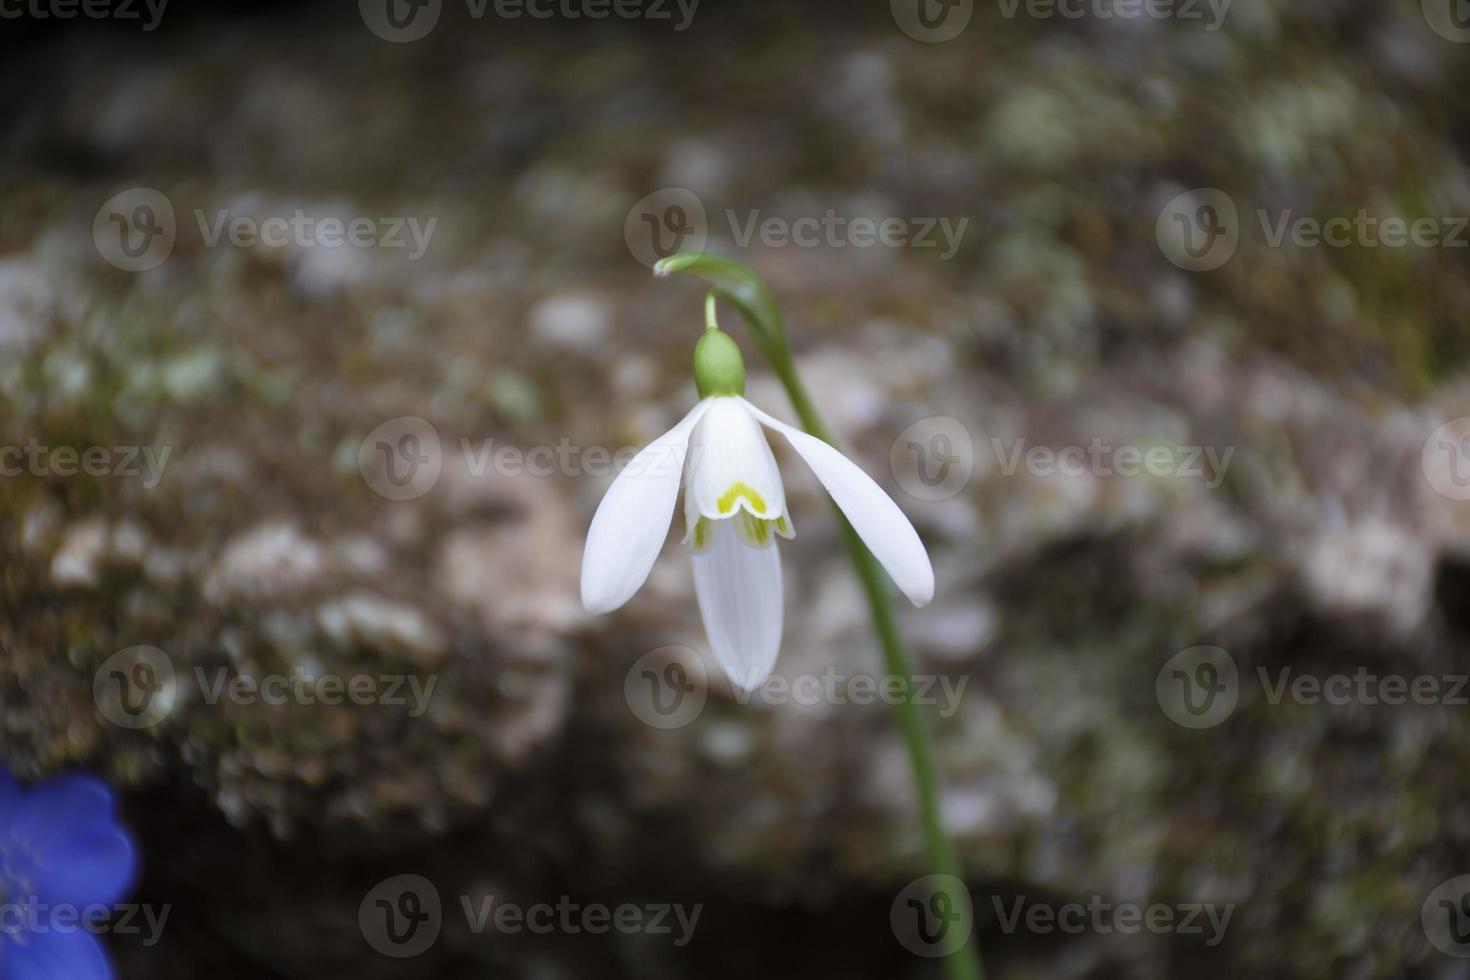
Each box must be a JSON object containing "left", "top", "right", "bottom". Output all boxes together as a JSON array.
[
  {"left": 0, "top": 769, "right": 139, "bottom": 980},
  {"left": 581, "top": 325, "right": 933, "bottom": 690}
]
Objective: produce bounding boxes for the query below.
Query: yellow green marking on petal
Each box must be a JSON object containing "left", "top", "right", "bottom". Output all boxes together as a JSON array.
[
  {"left": 687, "top": 511, "right": 792, "bottom": 553},
  {"left": 732, "top": 511, "right": 795, "bottom": 547},
  {"left": 716, "top": 481, "right": 768, "bottom": 516},
  {"left": 691, "top": 516, "right": 712, "bottom": 552},
  {"left": 737, "top": 511, "right": 771, "bottom": 546}
]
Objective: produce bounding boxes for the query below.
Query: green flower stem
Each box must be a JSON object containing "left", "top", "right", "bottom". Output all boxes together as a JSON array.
[{"left": 655, "top": 253, "right": 984, "bottom": 980}]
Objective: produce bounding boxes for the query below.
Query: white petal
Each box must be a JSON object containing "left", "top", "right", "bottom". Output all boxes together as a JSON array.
[
  {"left": 581, "top": 400, "right": 712, "bottom": 614},
  {"left": 693, "top": 519, "right": 783, "bottom": 692},
  {"left": 741, "top": 397, "right": 935, "bottom": 607},
  {"left": 685, "top": 397, "right": 787, "bottom": 522}
]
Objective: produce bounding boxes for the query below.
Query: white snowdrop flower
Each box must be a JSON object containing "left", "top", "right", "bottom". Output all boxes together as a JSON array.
[{"left": 580, "top": 326, "right": 934, "bottom": 692}]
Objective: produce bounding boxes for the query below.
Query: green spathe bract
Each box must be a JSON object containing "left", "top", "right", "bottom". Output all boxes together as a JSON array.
[{"left": 693, "top": 328, "right": 746, "bottom": 398}]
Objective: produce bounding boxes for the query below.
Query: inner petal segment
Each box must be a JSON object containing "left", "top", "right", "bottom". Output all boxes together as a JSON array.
[{"left": 687, "top": 511, "right": 794, "bottom": 552}]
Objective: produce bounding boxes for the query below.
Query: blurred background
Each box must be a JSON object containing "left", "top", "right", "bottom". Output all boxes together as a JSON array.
[{"left": 3, "top": 0, "right": 1470, "bottom": 976}]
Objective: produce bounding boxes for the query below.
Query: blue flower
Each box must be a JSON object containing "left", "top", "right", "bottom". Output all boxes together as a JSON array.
[{"left": 0, "top": 770, "right": 138, "bottom": 980}]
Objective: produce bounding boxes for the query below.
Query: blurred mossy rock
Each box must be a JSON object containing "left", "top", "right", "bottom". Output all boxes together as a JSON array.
[{"left": 4, "top": 2, "right": 1470, "bottom": 978}]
